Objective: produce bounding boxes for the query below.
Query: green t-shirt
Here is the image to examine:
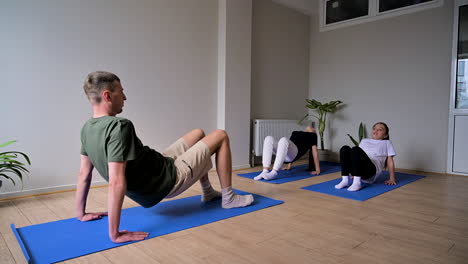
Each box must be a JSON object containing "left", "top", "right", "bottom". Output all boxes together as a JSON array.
[{"left": 80, "top": 116, "right": 176, "bottom": 208}]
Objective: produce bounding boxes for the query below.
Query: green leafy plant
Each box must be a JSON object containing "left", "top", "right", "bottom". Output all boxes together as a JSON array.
[
  {"left": 347, "top": 122, "right": 366, "bottom": 146},
  {"left": 299, "top": 99, "right": 343, "bottom": 150},
  {"left": 0, "top": 140, "right": 31, "bottom": 189}
]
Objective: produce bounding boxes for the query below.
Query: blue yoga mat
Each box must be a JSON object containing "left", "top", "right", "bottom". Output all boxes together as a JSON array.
[
  {"left": 11, "top": 190, "right": 283, "bottom": 264},
  {"left": 301, "top": 171, "right": 425, "bottom": 201},
  {"left": 237, "top": 161, "right": 341, "bottom": 184}
]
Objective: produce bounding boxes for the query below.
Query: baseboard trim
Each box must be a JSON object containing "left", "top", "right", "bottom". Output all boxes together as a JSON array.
[
  {"left": 395, "top": 168, "right": 467, "bottom": 177},
  {"left": 232, "top": 164, "right": 251, "bottom": 170},
  {"left": 208, "top": 164, "right": 252, "bottom": 172},
  {"left": 0, "top": 180, "right": 107, "bottom": 201}
]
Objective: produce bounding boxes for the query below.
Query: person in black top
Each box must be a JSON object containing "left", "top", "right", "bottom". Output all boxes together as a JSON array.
[{"left": 254, "top": 126, "right": 320, "bottom": 180}]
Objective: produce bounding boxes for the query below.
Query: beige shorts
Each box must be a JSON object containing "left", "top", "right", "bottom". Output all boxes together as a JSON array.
[{"left": 163, "top": 138, "right": 213, "bottom": 198}]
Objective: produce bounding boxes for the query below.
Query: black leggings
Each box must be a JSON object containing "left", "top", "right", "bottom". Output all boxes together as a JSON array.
[{"left": 340, "top": 146, "right": 376, "bottom": 179}]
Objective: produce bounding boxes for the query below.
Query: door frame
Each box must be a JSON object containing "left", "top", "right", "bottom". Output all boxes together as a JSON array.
[{"left": 447, "top": 0, "right": 468, "bottom": 176}]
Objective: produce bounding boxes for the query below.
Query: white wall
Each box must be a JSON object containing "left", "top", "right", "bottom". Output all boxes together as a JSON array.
[
  {"left": 218, "top": 0, "right": 253, "bottom": 169},
  {"left": 272, "top": 0, "right": 315, "bottom": 16},
  {"left": 0, "top": 0, "right": 218, "bottom": 196},
  {"left": 251, "top": 0, "right": 310, "bottom": 120},
  {"left": 309, "top": 1, "right": 453, "bottom": 173}
]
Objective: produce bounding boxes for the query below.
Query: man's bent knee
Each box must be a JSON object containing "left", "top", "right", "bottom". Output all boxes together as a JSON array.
[
  {"left": 193, "top": 128, "right": 205, "bottom": 139},
  {"left": 213, "top": 129, "right": 228, "bottom": 141}
]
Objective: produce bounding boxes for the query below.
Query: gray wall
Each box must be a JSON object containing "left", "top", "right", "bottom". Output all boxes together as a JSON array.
[
  {"left": 309, "top": 1, "right": 453, "bottom": 173},
  {"left": 251, "top": 0, "right": 310, "bottom": 120},
  {"left": 1, "top": 0, "right": 218, "bottom": 194}
]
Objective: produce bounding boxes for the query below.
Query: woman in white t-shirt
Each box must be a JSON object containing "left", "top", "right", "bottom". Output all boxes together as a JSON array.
[{"left": 335, "top": 122, "right": 396, "bottom": 191}]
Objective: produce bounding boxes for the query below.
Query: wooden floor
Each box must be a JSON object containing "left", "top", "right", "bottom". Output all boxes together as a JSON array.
[{"left": 1, "top": 163, "right": 468, "bottom": 264}]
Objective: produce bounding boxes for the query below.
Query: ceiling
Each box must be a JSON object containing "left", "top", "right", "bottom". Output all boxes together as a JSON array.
[{"left": 271, "top": 0, "right": 317, "bottom": 16}]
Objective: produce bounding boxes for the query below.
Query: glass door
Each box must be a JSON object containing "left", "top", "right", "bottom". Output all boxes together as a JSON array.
[{"left": 448, "top": 0, "right": 468, "bottom": 175}]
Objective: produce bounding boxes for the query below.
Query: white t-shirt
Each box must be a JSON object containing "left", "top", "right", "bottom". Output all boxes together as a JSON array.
[{"left": 359, "top": 139, "right": 396, "bottom": 183}]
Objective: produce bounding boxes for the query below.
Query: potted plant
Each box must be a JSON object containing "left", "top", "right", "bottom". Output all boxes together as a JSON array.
[
  {"left": 347, "top": 122, "right": 366, "bottom": 146},
  {"left": 299, "top": 99, "right": 343, "bottom": 161},
  {"left": 0, "top": 140, "right": 31, "bottom": 190}
]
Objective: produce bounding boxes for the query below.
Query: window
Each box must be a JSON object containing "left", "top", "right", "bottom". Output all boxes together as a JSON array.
[
  {"left": 325, "top": 0, "right": 369, "bottom": 24},
  {"left": 379, "top": 0, "right": 434, "bottom": 13},
  {"left": 456, "top": 5, "right": 468, "bottom": 109},
  {"left": 320, "top": 0, "right": 443, "bottom": 31},
  {"left": 456, "top": 60, "right": 468, "bottom": 109}
]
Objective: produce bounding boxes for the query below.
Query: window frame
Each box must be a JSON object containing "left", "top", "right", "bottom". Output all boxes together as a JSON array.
[{"left": 319, "top": 0, "right": 444, "bottom": 32}]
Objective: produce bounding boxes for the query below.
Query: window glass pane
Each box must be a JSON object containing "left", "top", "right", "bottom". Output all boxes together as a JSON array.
[
  {"left": 326, "top": 0, "right": 368, "bottom": 25},
  {"left": 457, "top": 6, "right": 468, "bottom": 109},
  {"left": 379, "top": 0, "right": 434, "bottom": 13}
]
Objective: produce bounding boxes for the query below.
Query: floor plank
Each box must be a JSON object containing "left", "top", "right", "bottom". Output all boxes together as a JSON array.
[
  {"left": 3, "top": 232, "right": 27, "bottom": 264},
  {"left": 0, "top": 233, "right": 15, "bottom": 264}
]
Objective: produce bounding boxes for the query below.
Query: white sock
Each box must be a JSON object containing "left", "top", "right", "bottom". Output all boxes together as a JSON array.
[
  {"left": 254, "top": 169, "right": 269, "bottom": 180},
  {"left": 200, "top": 179, "right": 221, "bottom": 202},
  {"left": 263, "top": 170, "right": 278, "bottom": 180},
  {"left": 221, "top": 186, "right": 254, "bottom": 209},
  {"left": 347, "top": 176, "right": 362, "bottom": 191},
  {"left": 335, "top": 176, "right": 350, "bottom": 189}
]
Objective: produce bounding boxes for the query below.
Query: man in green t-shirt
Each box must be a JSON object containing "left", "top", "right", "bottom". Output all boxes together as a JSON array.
[{"left": 76, "top": 71, "right": 254, "bottom": 243}]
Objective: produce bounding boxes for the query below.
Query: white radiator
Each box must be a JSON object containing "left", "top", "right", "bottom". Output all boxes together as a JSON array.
[{"left": 252, "top": 119, "right": 308, "bottom": 156}]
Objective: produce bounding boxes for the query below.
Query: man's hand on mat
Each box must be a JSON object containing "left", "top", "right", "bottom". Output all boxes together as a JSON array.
[
  {"left": 310, "top": 170, "right": 320, "bottom": 175},
  {"left": 385, "top": 179, "right": 397, "bottom": 185},
  {"left": 78, "top": 212, "right": 108, "bottom": 221},
  {"left": 111, "top": 230, "right": 149, "bottom": 243}
]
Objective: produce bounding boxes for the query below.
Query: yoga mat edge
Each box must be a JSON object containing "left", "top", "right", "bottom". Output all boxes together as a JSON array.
[
  {"left": 11, "top": 224, "right": 31, "bottom": 264},
  {"left": 12, "top": 190, "right": 283, "bottom": 264}
]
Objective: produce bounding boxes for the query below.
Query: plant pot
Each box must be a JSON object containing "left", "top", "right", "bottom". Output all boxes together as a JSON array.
[{"left": 318, "top": 149, "right": 333, "bottom": 162}]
